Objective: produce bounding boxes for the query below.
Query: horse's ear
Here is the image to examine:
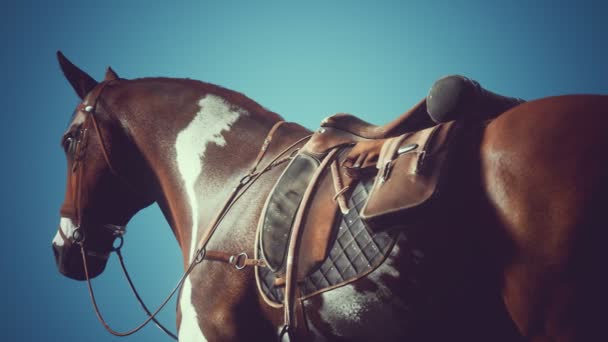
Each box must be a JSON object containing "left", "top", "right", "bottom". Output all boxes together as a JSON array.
[
  {"left": 104, "top": 67, "right": 120, "bottom": 81},
  {"left": 57, "top": 51, "right": 98, "bottom": 100}
]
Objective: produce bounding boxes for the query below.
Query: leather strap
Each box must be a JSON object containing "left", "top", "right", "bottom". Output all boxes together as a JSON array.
[
  {"left": 330, "top": 158, "right": 350, "bottom": 214},
  {"left": 204, "top": 250, "right": 267, "bottom": 269},
  {"left": 85, "top": 85, "right": 149, "bottom": 197},
  {"left": 283, "top": 148, "right": 339, "bottom": 329},
  {"left": 249, "top": 120, "right": 285, "bottom": 174}
]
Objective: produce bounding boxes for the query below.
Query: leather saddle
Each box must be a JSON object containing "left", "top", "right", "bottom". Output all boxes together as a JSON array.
[
  {"left": 283, "top": 120, "right": 461, "bottom": 276},
  {"left": 256, "top": 121, "right": 459, "bottom": 298},
  {"left": 254, "top": 75, "right": 524, "bottom": 325}
]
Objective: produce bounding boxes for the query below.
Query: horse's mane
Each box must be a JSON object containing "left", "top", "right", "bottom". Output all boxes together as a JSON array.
[{"left": 126, "top": 77, "right": 284, "bottom": 122}]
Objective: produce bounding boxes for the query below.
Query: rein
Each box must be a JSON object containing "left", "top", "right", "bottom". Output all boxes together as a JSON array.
[{"left": 68, "top": 82, "right": 312, "bottom": 339}]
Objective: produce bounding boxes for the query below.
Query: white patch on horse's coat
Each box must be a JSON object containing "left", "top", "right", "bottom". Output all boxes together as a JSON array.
[
  {"left": 369, "top": 245, "right": 400, "bottom": 282},
  {"left": 179, "top": 277, "right": 204, "bottom": 342},
  {"left": 321, "top": 285, "right": 376, "bottom": 324},
  {"left": 175, "top": 94, "right": 244, "bottom": 342},
  {"left": 52, "top": 217, "right": 77, "bottom": 247},
  {"left": 317, "top": 245, "right": 402, "bottom": 337}
]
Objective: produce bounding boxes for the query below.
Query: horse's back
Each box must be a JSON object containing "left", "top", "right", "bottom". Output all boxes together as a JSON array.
[
  {"left": 480, "top": 94, "right": 608, "bottom": 341},
  {"left": 483, "top": 94, "right": 608, "bottom": 157}
]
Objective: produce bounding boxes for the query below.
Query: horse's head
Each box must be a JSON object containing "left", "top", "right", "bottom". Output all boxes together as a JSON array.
[{"left": 52, "top": 52, "right": 154, "bottom": 280}]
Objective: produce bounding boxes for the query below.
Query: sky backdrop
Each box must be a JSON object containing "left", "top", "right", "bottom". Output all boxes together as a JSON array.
[{"left": 2, "top": 1, "right": 607, "bottom": 341}]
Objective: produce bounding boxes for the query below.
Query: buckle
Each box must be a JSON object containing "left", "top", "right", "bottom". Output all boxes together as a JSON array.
[
  {"left": 380, "top": 160, "right": 393, "bottom": 183},
  {"left": 229, "top": 252, "right": 248, "bottom": 270}
]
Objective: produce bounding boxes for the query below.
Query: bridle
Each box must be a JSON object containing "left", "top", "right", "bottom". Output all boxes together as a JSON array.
[
  {"left": 58, "top": 80, "right": 311, "bottom": 340},
  {"left": 61, "top": 81, "right": 129, "bottom": 253}
]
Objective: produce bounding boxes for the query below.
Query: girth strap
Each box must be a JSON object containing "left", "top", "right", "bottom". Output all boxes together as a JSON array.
[{"left": 283, "top": 148, "right": 340, "bottom": 330}]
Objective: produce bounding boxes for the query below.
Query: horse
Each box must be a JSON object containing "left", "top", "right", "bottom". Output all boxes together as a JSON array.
[{"left": 51, "top": 51, "right": 608, "bottom": 342}]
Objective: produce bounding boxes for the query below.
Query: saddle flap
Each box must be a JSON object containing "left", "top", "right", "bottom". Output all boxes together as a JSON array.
[
  {"left": 295, "top": 160, "right": 340, "bottom": 281},
  {"left": 260, "top": 153, "right": 320, "bottom": 271},
  {"left": 360, "top": 121, "right": 460, "bottom": 232}
]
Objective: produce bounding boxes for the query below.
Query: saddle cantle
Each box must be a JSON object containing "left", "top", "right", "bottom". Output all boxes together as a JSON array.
[{"left": 426, "top": 75, "right": 525, "bottom": 124}]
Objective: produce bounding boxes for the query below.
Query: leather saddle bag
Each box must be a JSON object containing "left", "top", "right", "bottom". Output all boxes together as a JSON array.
[{"left": 360, "top": 121, "right": 461, "bottom": 232}]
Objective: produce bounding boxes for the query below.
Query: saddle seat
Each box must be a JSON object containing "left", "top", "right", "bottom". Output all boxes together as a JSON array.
[
  {"left": 320, "top": 98, "right": 431, "bottom": 140},
  {"left": 318, "top": 75, "right": 523, "bottom": 146}
]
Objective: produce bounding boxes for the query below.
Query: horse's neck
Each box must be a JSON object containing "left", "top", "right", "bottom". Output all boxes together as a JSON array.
[{"left": 125, "top": 88, "right": 309, "bottom": 266}]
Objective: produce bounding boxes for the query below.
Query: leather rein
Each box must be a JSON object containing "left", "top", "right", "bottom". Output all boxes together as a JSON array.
[{"left": 64, "top": 81, "right": 311, "bottom": 339}]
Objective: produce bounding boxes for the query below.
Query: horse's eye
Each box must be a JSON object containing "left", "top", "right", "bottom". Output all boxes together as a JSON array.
[{"left": 63, "top": 136, "right": 74, "bottom": 153}]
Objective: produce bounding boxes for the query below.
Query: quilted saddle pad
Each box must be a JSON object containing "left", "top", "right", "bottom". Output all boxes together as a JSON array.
[{"left": 257, "top": 178, "right": 399, "bottom": 304}]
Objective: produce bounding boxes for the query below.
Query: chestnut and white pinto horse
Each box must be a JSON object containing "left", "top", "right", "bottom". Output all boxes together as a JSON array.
[{"left": 52, "top": 52, "right": 608, "bottom": 342}]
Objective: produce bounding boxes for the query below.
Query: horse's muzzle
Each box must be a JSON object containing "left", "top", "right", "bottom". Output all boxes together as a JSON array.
[{"left": 52, "top": 241, "right": 109, "bottom": 281}]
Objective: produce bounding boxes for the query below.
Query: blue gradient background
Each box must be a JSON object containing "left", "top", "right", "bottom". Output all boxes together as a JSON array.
[{"left": 2, "top": 1, "right": 607, "bottom": 341}]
